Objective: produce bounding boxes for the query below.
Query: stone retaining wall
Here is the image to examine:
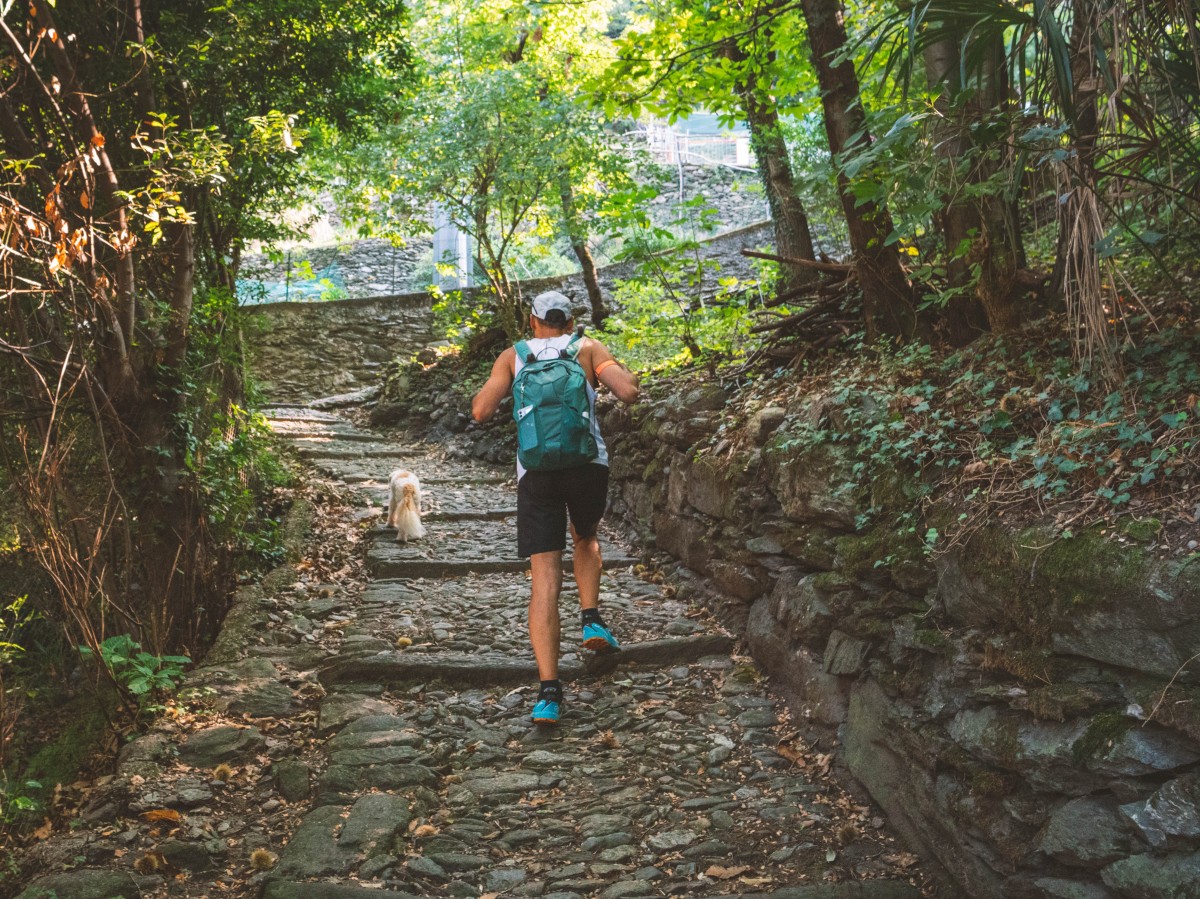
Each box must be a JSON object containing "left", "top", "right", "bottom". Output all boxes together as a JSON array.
[
  {"left": 239, "top": 164, "right": 777, "bottom": 303},
  {"left": 244, "top": 294, "right": 436, "bottom": 403},
  {"left": 245, "top": 222, "right": 776, "bottom": 403},
  {"left": 598, "top": 383, "right": 1200, "bottom": 899}
]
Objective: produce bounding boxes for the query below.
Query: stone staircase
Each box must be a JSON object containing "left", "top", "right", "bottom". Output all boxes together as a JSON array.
[
  {"left": 257, "top": 409, "right": 924, "bottom": 898},
  {"left": 14, "top": 407, "right": 925, "bottom": 899}
]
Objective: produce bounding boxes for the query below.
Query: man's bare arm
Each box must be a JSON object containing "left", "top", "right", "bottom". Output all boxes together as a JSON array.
[
  {"left": 471, "top": 348, "right": 515, "bottom": 422},
  {"left": 589, "top": 341, "right": 639, "bottom": 405}
]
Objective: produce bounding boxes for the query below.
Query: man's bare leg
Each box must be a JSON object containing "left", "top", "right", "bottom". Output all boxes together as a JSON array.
[
  {"left": 570, "top": 522, "right": 602, "bottom": 612},
  {"left": 573, "top": 523, "right": 619, "bottom": 651},
  {"left": 529, "top": 550, "right": 564, "bottom": 680}
]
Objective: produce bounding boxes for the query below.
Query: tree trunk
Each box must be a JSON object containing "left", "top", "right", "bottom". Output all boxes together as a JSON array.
[
  {"left": 799, "top": 0, "right": 914, "bottom": 339},
  {"left": 924, "top": 34, "right": 988, "bottom": 345},
  {"left": 723, "top": 33, "right": 817, "bottom": 294},
  {"left": 559, "top": 176, "right": 607, "bottom": 327},
  {"left": 971, "top": 36, "right": 1021, "bottom": 334},
  {"left": 1053, "top": 0, "right": 1118, "bottom": 378},
  {"left": 1051, "top": 0, "right": 1102, "bottom": 298},
  {"left": 741, "top": 94, "right": 817, "bottom": 294}
]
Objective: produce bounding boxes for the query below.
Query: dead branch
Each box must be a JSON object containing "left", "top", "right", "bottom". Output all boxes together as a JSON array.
[{"left": 742, "top": 248, "right": 854, "bottom": 274}]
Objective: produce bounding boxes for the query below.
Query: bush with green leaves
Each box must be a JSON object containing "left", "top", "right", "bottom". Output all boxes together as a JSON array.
[
  {"left": 79, "top": 635, "right": 190, "bottom": 701},
  {"left": 188, "top": 404, "right": 292, "bottom": 565}
]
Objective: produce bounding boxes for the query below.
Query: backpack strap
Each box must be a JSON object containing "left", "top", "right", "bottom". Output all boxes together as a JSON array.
[
  {"left": 514, "top": 340, "right": 534, "bottom": 364},
  {"left": 561, "top": 332, "right": 584, "bottom": 361}
]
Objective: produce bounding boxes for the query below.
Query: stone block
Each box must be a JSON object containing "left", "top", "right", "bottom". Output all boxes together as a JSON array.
[
  {"left": 823, "top": 630, "right": 871, "bottom": 676},
  {"left": 16, "top": 870, "right": 139, "bottom": 899},
  {"left": 1120, "top": 773, "right": 1200, "bottom": 849},
  {"left": 273, "top": 759, "right": 311, "bottom": 803},
  {"left": 767, "top": 441, "right": 861, "bottom": 529},
  {"left": 1038, "top": 795, "right": 1138, "bottom": 867},
  {"left": 936, "top": 526, "right": 1200, "bottom": 679},
  {"left": 843, "top": 680, "right": 1010, "bottom": 899},
  {"left": 1101, "top": 850, "right": 1200, "bottom": 897},
  {"left": 948, "top": 706, "right": 1092, "bottom": 793},
  {"left": 318, "top": 693, "right": 395, "bottom": 734},
  {"left": 744, "top": 597, "right": 849, "bottom": 726},
  {"left": 177, "top": 725, "right": 265, "bottom": 768},
  {"left": 1032, "top": 877, "right": 1116, "bottom": 898},
  {"left": 748, "top": 406, "right": 786, "bottom": 444},
  {"left": 339, "top": 792, "right": 411, "bottom": 854},
  {"left": 686, "top": 454, "right": 735, "bottom": 519}
]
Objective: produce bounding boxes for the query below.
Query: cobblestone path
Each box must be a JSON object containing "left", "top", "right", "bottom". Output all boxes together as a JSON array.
[{"left": 254, "top": 408, "right": 924, "bottom": 899}]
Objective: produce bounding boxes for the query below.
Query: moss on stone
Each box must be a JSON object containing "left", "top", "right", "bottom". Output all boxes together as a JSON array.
[
  {"left": 641, "top": 458, "right": 664, "bottom": 483},
  {"left": 913, "top": 628, "right": 951, "bottom": 651},
  {"left": 278, "top": 498, "right": 314, "bottom": 565},
  {"left": 1070, "top": 709, "right": 1133, "bottom": 765},
  {"left": 23, "top": 693, "right": 113, "bottom": 791},
  {"left": 1129, "top": 683, "right": 1200, "bottom": 743},
  {"left": 834, "top": 526, "right": 923, "bottom": 585},
  {"left": 981, "top": 714, "right": 1022, "bottom": 765},
  {"left": 870, "top": 467, "right": 924, "bottom": 516},
  {"left": 810, "top": 570, "right": 852, "bottom": 594},
  {"left": 1117, "top": 516, "right": 1162, "bottom": 542},
  {"left": 953, "top": 525, "right": 1152, "bottom": 640},
  {"left": 842, "top": 615, "right": 893, "bottom": 640},
  {"left": 1032, "top": 527, "right": 1149, "bottom": 607},
  {"left": 969, "top": 769, "right": 1011, "bottom": 798},
  {"left": 1024, "top": 683, "right": 1109, "bottom": 722},
  {"left": 981, "top": 644, "right": 1053, "bottom": 683}
]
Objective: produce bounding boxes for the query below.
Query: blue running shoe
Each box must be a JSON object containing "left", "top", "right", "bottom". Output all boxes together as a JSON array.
[
  {"left": 531, "top": 696, "right": 561, "bottom": 724},
  {"left": 582, "top": 621, "right": 620, "bottom": 653}
]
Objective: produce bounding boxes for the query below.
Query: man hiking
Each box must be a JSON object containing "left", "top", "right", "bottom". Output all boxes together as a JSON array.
[{"left": 471, "top": 290, "right": 639, "bottom": 724}]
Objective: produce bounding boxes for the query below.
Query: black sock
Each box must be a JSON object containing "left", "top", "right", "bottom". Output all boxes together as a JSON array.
[
  {"left": 538, "top": 679, "right": 562, "bottom": 701},
  {"left": 582, "top": 608, "right": 603, "bottom": 627}
]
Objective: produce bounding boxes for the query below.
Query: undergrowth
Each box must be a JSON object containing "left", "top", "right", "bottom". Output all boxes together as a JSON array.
[{"left": 771, "top": 313, "right": 1199, "bottom": 547}]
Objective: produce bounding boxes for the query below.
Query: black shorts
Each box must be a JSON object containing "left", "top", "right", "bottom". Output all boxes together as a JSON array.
[{"left": 517, "top": 463, "right": 610, "bottom": 557}]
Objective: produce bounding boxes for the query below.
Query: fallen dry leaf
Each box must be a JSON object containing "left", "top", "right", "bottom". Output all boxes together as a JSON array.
[
  {"left": 141, "top": 808, "right": 183, "bottom": 823},
  {"left": 740, "top": 875, "right": 775, "bottom": 887},
  {"left": 705, "top": 864, "right": 751, "bottom": 880}
]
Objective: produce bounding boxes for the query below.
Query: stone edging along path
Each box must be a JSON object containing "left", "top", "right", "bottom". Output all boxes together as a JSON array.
[{"left": 14, "top": 409, "right": 927, "bottom": 899}]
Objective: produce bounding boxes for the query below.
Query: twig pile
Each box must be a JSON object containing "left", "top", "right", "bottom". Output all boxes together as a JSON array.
[{"left": 740, "top": 249, "right": 862, "bottom": 365}]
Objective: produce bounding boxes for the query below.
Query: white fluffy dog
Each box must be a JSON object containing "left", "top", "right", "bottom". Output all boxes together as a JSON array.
[{"left": 387, "top": 469, "right": 426, "bottom": 542}]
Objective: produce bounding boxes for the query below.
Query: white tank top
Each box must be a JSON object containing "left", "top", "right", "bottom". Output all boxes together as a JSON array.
[{"left": 513, "top": 334, "right": 609, "bottom": 480}]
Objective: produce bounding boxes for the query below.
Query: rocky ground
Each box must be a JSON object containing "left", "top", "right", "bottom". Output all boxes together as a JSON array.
[{"left": 14, "top": 409, "right": 927, "bottom": 899}]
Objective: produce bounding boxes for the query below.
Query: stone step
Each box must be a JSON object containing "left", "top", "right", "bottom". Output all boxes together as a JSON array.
[
  {"left": 301, "top": 460, "right": 503, "bottom": 486},
  {"left": 367, "top": 554, "right": 638, "bottom": 580},
  {"left": 296, "top": 445, "right": 429, "bottom": 460},
  {"left": 264, "top": 882, "right": 421, "bottom": 899},
  {"left": 283, "top": 430, "right": 386, "bottom": 443},
  {"left": 359, "top": 481, "right": 515, "bottom": 517},
  {"left": 322, "top": 649, "right": 577, "bottom": 687},
  {"left": 320, "top": 634, "right": 735, "bottom": 686},
  {"left": 373, "top": 509, "right": 516, "bottom": 526},
  {"left": 742, "top": 884, "right": 922, "bottom": 899},
  {"left": 264, "top": 407, "right": 345, "bottom": 421},
  {"left": 340, "top": 471, "right": 510, "bottom": 487}
]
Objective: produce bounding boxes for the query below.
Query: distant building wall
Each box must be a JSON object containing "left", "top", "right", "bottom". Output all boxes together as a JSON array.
[{"left": 243, "top": 221, "right": 776, "bottom": 403}]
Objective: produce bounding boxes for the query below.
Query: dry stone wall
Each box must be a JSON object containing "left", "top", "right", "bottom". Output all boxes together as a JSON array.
[
  {"left": 598, "top": 384, "right": 1200, "bottom": 899},
  {"left": 245, "top": 222, "right": 775, "bottom": 403},
  {"left": 244, "top": 294, "right": 436, "bottom": 403}
]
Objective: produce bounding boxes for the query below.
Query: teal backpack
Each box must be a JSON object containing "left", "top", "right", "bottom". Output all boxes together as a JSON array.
[{"left": 512, "top": 333, "right": 598, "bottom": 471}]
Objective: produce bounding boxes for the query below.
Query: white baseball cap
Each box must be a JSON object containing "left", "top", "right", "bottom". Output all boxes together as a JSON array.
[{"left": 531, "top": 291, "right": 574, "bottom": 323}]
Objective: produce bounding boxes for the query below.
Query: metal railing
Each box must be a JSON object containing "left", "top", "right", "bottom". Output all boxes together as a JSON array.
[{"left": 634, "top": 123, "right": 755, "bottom": 170}]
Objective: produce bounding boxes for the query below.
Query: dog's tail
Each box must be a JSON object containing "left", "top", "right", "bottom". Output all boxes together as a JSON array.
[{"left": 395, "top": 484, "right": 425, "bottom": 541}]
